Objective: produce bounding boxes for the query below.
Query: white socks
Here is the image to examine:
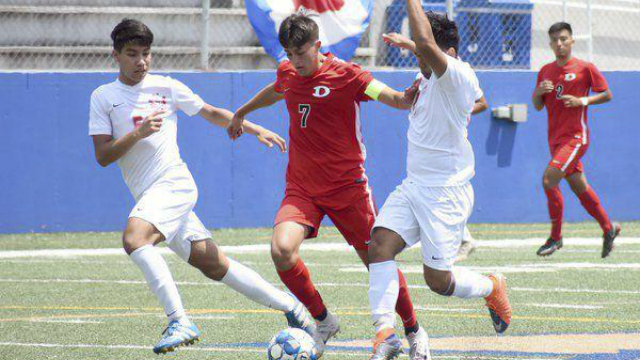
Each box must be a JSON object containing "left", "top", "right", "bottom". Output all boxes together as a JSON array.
[
  {"left": 221, "top": 258, "right": 295, "bottom": 312},
  {"left": 130, "top": 245, "right": 187, "bottom": 323},
  {"left": 368, "top": 261, "right": 400, "bottom": 333},
  {"left": 451, "top": 267, "right": 493, "bottom": 299}
]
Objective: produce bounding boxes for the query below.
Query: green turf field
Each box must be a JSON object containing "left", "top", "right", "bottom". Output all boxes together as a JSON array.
[{"left": 1, "top": 222, "right": 639, "bottom": 360}]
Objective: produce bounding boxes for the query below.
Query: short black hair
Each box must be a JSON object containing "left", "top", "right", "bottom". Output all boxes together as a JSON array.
[
  {"left": 426, "top": 12, "right": 460, "bottom": 54},
  {"left": 278, "top": 14, "right": 319, "bottom": 49},
  {"left": 111, "top": 18, "right": 154, "bottom": 52},
  {"left": 548, "top": 22, "right": 572, "bottom": 36}
]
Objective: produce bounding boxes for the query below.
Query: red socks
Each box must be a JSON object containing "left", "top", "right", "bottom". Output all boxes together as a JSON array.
[
  {"left": 545, "top": 187, "right": 564, "bottom": 241},
  {"left": 277, "top": 259, "right": 326, "bottom": 318},
  {"left": 278, "top": 260, "right": 418, "bottom": 329},
  {"left": 578, "top": 186, "right": 612, "bottom": 234},
  {"left": 396, "top": 270, "right": 417, "bottom": 329}
]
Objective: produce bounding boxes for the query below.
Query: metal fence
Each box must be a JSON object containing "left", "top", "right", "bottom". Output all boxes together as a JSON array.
[{"left": 0, "top": 0, "right": 639, "bottom": 71}]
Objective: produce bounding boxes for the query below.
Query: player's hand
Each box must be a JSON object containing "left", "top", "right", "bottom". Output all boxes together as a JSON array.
[
  {"left": 382, "top": 33, "right": 416, "bottom": 52},
  {"left": 535, "top": 80, "right": 554, "bottom": 96},
  {"left": 256, "top": 128, "right": 287, "bottom": 153},
  {"left": 402, "top": 78, "right": 421, "bottom": 105},
  {"left": 136, "top": 110, "right": 166, "bottom": 138},
  {"left": 560, "top": 94, "right": 583, "bottom": 108},
  {"left": 227, "top": 113, "right": 244, "bottom": 140}
]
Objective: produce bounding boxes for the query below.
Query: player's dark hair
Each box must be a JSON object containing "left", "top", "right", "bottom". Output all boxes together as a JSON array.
[
  {"left": 426, "top": 12, "right": 460, "bottom": 54},
  {"left": 278, "top": 14, "right": 319, "bottom": 49},
  {"left": 111, "top": 18, "right": 154, "bottom": 52},
  {"left": 548, "top": 22, "right": 572, "bottom": 36}
]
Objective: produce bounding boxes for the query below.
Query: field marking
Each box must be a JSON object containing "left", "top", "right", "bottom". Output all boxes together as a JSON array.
[
  {"left": 4, "top": 278, "right": 640, "bottom": 298},
  {"left": 2, "top": 305, "right": 639, "bottom": 325},
  {"left": 513, "top": 286, "right": 640, "bottom": 295},
  {"left": 523, "top": 303, "right": 603, "bottom": 310},
  {"left": 0, "top": 341, "right": 570, "bottom": 359},
  {"left": 0, "top": 341, "right": 370, "bottom": 358},
  {"left": 28, "top": 319, "right": 104, "bottom": 324},
  {"left": 340, "top": 261, "right": 640, "bottom": 275},
  {"left": 0, "top": 312, "right": 147, "bottom": 323},
  {"left": 1, "top": 237, "right": 640, "bottom": 258}
]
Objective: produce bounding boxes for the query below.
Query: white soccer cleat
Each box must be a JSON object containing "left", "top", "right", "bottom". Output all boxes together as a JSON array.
[
  {"left": 285, "top": 296, "right": 316, "bottom": 337},
  {"left": 312, "top": 312, "right": 340, "bottom": 358},
  {"left": 406, "top": 326, "right": 431, "bottom": 360}
]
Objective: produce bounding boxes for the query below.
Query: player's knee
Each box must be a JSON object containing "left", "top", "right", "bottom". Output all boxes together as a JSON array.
[
  {"left": 368, "top": 233, "right": 393, "bottom": 263},
  {"left": 198, "top": 260, "right": 227, "bottom": 281},
  {"left": 122, "top": 232, "right": 152, "bottom": 255},
  {"left": 423, "top": 272, "right": 452, "bottom": 296},
  {"left": 270, "top": 239, "right": 297, "bottom": 269},
  {"left": 542, "top": 174, "right": 553, "bottom": 189}
]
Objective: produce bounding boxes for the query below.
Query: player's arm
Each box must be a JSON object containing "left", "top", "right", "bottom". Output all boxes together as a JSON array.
[
  {"left": 199, "top": 104, "right": 286, "bottom": 152},
  {"left": 227, "top": 82, "right": 284, "bottom": 139},
  {"left": 373, "top": 79, "right": 417, "bottom": 110},
  {"left": 382, "top": 32, "right": 416, "bottom": 54},
  {"left": 92, "top": 110, "right": 165, "bottom": 167},
  {"left": 532, "top": 79, "right": 553, "bottom": 111},
  {"left": 559, "top": 89, "right": 612, "bottom": 108},
  {"left": 472, "top": 96, "right": 488, "bottom": 115},
  {"left": 406, "top": 0, "right": 448, "bottom": 77}
]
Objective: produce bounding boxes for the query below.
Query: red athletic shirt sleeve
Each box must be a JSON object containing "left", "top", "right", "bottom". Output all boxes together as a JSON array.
[
  {"left": 588, "top": 63, "right": 608, "bottom": 92},
  {"left": 354, "top": 68, "right": 375, "bottom": 102},
  {"left": 274, "top": 61, "right": 291, "bottom": 94}
]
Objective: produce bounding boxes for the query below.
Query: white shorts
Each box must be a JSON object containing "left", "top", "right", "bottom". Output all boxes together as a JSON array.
[
  {"left": 129, "top": 165, "right": 212, "bottom": 262},
  {"left": 373, "top": 180, "right": 474, "bottom": 271}
]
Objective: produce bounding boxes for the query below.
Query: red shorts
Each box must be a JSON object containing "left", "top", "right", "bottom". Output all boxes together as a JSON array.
[
  {"left": 549, "top": 139, "right": 588, "bottom": 175},
  {"left": 274, "top": 183, "right": 377, "bottom": 250}
]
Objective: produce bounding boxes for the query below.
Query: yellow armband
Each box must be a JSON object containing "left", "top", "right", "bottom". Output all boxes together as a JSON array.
[{"left": 364, "top": 79, "right": 388, "bottom": 101}]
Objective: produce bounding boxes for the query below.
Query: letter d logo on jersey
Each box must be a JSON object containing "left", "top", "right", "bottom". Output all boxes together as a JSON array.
[
  {"left": 313, "top": 86, "right": 331, "bottom": 98},
  {"left": 565, "top": 73, "right": 577, "bottom": 81}
]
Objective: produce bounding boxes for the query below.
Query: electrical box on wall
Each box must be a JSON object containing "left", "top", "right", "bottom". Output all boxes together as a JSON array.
[{"left": 491, "top": 103, "right": 528, "bottom": 122}]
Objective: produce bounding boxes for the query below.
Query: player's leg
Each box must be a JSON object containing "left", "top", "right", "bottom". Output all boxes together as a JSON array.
[
  {"left": 272, "top": 220, "right": 333, "bottom": 356},
  {"left": 124, "top": 175, "right": 199, "bottom": 354},
  {"left": 366, "top": 185, "right": 425, "bottom": 360},
  {"left": 168, "top": 212, "right": 314, "bottom": 334},
  {"left": 539, "top": 144, "right": 569, "bottom": 256},
  {"left": 325, "top": 189, "right": 422, "bottom": 352},
  {"left": 271, "top": 191, "right": 332, "bottom": 355},
  {"left": 415, "top": 184, "right": 510, "bottom": 334},
  {"left": 566, "top": 169, "right": 621, "bottom": 258},
  {"left": 124, "top": 217, "right": 187, "bottom": 329}
]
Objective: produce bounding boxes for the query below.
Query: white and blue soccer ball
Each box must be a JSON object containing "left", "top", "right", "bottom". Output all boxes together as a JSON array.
[{"left": 267, "top": 328, "right": 318, "bottom": 360}]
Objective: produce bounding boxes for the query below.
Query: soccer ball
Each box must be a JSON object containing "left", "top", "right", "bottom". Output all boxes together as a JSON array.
[{"left": 267, "top": 328, "right": 318, "bottom": 360}]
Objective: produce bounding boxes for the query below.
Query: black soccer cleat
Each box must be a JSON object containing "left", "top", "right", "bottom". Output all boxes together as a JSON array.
[
  {"left": 602, "top": 222, "right": 621, "bottom": 258},
  {"left": 536, "top": 237, "right": 563, "bottom": 257}
]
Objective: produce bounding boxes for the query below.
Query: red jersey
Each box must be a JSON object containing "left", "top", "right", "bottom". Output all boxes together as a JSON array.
[
  {"left": 537, "top": 57, "right": 608, "bottom": 145},
  {"left": 274, "top": 53, "right": 374, "bottom": 197}
]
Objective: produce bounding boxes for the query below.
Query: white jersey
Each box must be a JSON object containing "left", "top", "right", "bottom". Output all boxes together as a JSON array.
[
  {"left": 89, "top": 74, "right": 205, "bottom": 198},
  {"left": 407, "top": 55, "right": 482, "bottom": 187}
]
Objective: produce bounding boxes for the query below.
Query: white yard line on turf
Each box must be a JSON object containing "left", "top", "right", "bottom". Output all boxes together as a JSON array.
[
  {"left": 4, "top": 278, "right": 640, "bottom": 297},
  {"left": 340, "top": 262, "right": 640, "bottom": 274},
  {"left": 1, "top": 237, "right": 639, "bottom": 258},
  {"left": 0, "top": 341, "right": 537, "bottom": 359},
  {"left": 28, "top": 319, "right": 104, "bottom": 324}
]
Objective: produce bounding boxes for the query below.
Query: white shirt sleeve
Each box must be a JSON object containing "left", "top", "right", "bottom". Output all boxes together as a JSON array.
[
  {"left": 473, "top": 78, "right": 484, "bottom": 101},
  {"left": 88, "top": 88, "right": 112, "bottom": 136},
  {"left": 435, "top": 55, "right": 475, "bottom": 95},
  {"left": 169, "top": 78, "right": 205, "bottom": 116}
]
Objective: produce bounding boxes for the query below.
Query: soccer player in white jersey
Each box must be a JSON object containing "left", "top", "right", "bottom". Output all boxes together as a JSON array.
[
  {"left": 382, "top": 32, "right": 488, "bottom": 264},
  {"left": 366, "top": 3, "right": 512, "bottom": 359},
  {"left": 89, "top": 19, "right": 315, "bottom": 355}
]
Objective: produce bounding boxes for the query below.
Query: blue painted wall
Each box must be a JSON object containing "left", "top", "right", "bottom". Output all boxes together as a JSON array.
[{"left": 1, "top": 71, "right": 638, "bottom": 233}]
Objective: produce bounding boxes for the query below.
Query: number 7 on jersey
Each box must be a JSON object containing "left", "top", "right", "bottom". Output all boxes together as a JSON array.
[{"left": 298, "top": 104, "right": 311, "bottom": 128}]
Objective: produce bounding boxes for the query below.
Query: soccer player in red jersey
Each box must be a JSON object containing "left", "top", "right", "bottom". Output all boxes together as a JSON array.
[
  {"left": 532, "top": 22, "right": 620, "bottom": 258},
  {"left": 227, "top": 13, "right": 427, "bottom": 359}
]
